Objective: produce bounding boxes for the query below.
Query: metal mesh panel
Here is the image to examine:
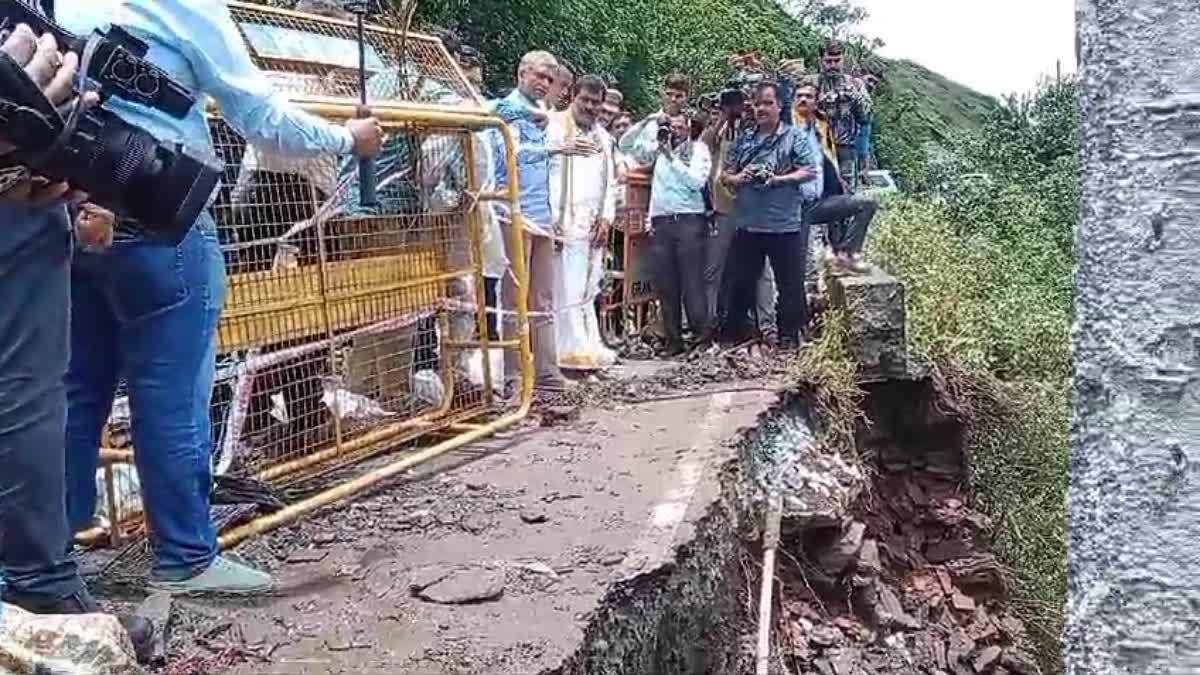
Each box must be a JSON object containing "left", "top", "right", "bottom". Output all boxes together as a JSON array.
[
  {"left": 80, "top": 7, "right": 528, "bottom": 550},
  {"left": 228, "top": 1, "right": 479, "bottom": 107},
  {"left": 209, "top": 118, "right": 491, "bottom": 485}
]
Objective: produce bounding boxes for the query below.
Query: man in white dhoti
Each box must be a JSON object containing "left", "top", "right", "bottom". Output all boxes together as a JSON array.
[{"left": 547, "top": 75, "right": 618, "bottom": 370}]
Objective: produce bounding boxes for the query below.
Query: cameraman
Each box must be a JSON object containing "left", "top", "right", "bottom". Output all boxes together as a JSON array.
[
  {"left": 720, "top": 81, "right": 818, "bottom": 349},
  {"left": 0, "top": 23, "right": 150, "bottom": 652},
  {"left": 57, "top": 0, "right": 384, "bottom": 596},
  {"left": 641, "top": 112, "right": 712, "bottom": 355},
  {"left": 817, "top": 41, "right": 871, "bottom": 191}
]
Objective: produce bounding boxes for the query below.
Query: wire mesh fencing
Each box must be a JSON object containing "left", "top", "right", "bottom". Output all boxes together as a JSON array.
[{"left": 81, "top": 3, "right": 531, "bottom": 552}]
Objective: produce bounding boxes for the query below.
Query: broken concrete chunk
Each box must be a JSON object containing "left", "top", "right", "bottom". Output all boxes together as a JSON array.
[
  {"left": 856, "top": 538, "right": 883, "bottom": 577},
  {"left": 416, "top": 568, "right": 505, "bottom": 605},
  {"left": 520, "top": 508, "right": 549, "bottom": 524},
  {"left": 951, "top": 590, "right": 977, "bottom": 612},
  {"left": 408, "top": 566, "right": 453, "bottom": 593},
  {"left": 946, "top": 628, "right": 975, "bottom": 667},
  {"left": 875, "top": 582, "right": 921, "bottom": 630},
  {"left": 312, "top": 531, "right": 338, "bottom": 546},
  {"left": 826, "top": 267, "right": 908, "bottom": 381},
  {"left": 973, "top": 646, "right": 1002, "bottom": 673},
  {"left": 936, "top": 567, "right": 955, "bottom": 595},
  {"left": 133, "top": 593, "right": 172, "bottom": 664},
  {"left": 820, "top": 521, "right": 867, "bottom": 574},
  {"left": 809, "top": 624, "right": 845, "bottom": 648},
  {"left": 1000, "top": 648, "right": 1042, "bottom": 675},
  {"left": 0, "top": 603, "right": 144, "bottom": 675}
]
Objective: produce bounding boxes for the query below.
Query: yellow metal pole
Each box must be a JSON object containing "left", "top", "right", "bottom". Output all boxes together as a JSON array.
[
  {"left": 219, "top": 407, "right": 529, "bottom": 549},
  {"left": 461, "top": 130, "right": 496, "bottom": 407},
  {"left": 493, "top": 123, "right": 536, "bottom": 410}
]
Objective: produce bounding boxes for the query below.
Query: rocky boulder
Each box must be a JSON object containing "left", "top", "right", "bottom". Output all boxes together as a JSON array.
[{"left": 0, "top": 603, "right": 144, "bottom": 675}]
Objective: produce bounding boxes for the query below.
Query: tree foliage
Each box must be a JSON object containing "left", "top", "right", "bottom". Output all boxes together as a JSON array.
[{"left": 414, "top": 0, "right": 828, "bottom": 111}]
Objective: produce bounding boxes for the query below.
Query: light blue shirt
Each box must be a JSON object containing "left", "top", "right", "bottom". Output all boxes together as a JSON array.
[
  {"left": 58, "top": 0, "right": 354, "bottom": 168},
  {"left": 491, "top": 89, "right": 553, "bottom": 228},
  {"left": 619, "top": 114, "right": 711, "bottom": 217},
  {"left": 801, "top": 122, "right": 825, "bottom": 203}
]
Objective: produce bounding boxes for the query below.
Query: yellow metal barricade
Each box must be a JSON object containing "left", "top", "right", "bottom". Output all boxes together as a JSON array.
[{"left": 84, "top": 2, "right": 533, "bottom": 549}]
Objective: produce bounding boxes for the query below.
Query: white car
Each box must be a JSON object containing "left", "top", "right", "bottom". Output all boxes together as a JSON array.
[{"left": 861, "top": 169, "right": 898, "bottom": 197}]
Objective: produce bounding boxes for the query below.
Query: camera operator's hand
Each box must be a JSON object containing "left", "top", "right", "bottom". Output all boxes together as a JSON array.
[
  {"left": 75, "top": 203, "right": 115, "bottom": 248},
  {"left": 346, "top": 117, "right": 384, "bottom": 157},
  {"left": 0, "top": 25, "right": 99, "bottom": 207},
  {"left": 0, "top": 175, "right": 76, "bottom": 207},
  {"left": 722, "top": 167, "right": 752, "bottom": 187},
  {"left": 3, "top": 27, "right": 85, "bottom": 106}
]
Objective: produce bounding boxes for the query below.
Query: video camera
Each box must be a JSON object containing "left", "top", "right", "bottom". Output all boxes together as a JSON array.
[{"left": 0, "top": 0, "right": 221, "bottom": 243}]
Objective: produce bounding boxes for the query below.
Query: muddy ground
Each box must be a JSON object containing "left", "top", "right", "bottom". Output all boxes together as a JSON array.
[{"left": 86, "top": 351, "right": 785, "bottom": 675}]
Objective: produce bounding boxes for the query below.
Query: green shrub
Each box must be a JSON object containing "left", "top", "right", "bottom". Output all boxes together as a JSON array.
[{"left": 869, "top": 77, "right": 1077, "bottom": 673}]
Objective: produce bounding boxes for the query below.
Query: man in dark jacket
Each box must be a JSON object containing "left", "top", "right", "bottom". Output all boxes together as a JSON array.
[
  {"left": 794, "top": 79, "right": 878, "bottom": 275},
  {"left": 817, "top": 41, "right": 872, "bottom": 191}
]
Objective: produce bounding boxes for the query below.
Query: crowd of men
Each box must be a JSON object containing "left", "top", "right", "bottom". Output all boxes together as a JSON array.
[
  {"left": 477, "top": 39, "right": 881, "bottom": 381},
  {"left": 0, "top": 0, "right": 881, "bottom": 659}
]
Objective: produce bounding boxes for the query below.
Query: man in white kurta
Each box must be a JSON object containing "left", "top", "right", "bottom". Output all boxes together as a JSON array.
[{"left": 547, "top": 75, "right": 618, "bottom": 370}]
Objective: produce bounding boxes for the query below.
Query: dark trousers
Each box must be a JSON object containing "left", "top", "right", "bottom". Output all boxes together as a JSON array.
[
  {"left": 725, "top": 227, "right": 810, "bottom": 341},
  {"left": 837, "top": 145, "right": 859, "bottom": 192},
  {"left": 0, "top": 206, "right": 85, "bottom": 606},
  {"left": 705, "top": 212, "right": 736, "bottom": 324},
  {"left": 483, "top": 275, "right": 499, "bottom": 341},
  {"left": 806, "top": 194, "right": 878, "bottom": 255},
  {"left": 650, "top": 213, "right": 710, "bottom": 346}
]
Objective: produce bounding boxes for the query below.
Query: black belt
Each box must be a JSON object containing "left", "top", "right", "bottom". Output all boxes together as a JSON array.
[{"left": 650, "top": 213, "right": 706, "bottom": 225}]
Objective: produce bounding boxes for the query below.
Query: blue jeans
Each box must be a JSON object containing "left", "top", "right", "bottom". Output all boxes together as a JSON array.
[
  {"left": 0, "top": 205, "right": 86, "bottom": 604},
  {"left": 65, "top": 214, "right": 226, "bottom": 580}
]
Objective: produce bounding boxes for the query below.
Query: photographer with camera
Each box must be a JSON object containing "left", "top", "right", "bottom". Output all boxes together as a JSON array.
[
  {"left": 54, "top": 0, "right": 384, "bottom": 596},
  {"left": 0, "top": 21, "right": 152, "bottom": 655},
  {"left": 720, "top": 81, "right": 818, "bottom": 350},
  {"left": 817, "top": 41, "right": 871, "bottom": 191},
  {"left": 640, "top": 111, "right": 712, "bottom": 355},
  {"left": 617, "top": 72, "right": 689, "bottom": 169},
  {"left": 700, "top": 88, "right": 741, "bottom": 322}
]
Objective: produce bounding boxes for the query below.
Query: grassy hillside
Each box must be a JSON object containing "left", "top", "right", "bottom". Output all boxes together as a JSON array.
[
  {"left": 884, "top": 58, "right": 997, "bottom": 140},
  {"left": 873, "top": 59, "right": 999, "bottom": 189}
]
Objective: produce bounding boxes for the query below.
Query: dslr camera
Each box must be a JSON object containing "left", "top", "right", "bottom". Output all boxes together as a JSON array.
[
  {"left": 0, "top": 0, "right": 221, "bottom": 243},
  {"left": 657, "top": 124, "right": 673, "bottom": 145},
  {"left": 747, "top": 164, "right": 773, "bottom": 186}
]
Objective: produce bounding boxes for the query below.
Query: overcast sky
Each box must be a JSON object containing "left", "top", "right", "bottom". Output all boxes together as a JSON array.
[{"left": 851, "top": 0, "right": 1076, "bottom": 98}]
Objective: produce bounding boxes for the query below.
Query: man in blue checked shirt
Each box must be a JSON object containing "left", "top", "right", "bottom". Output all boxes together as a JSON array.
[
  {"left": 720, "top": 81, "right": 819, "bottom": 349},
  {"left": 489, "top": 50, "right": 594, "bottom": 394}
]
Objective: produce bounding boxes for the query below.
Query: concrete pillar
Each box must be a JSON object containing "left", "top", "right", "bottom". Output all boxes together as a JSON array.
[
  {"left": 827, "top": 266, "right": 908, "bottom": 382},
  {"left": 1068, "top": 1, "right": 1200, "bottom": 672}
]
